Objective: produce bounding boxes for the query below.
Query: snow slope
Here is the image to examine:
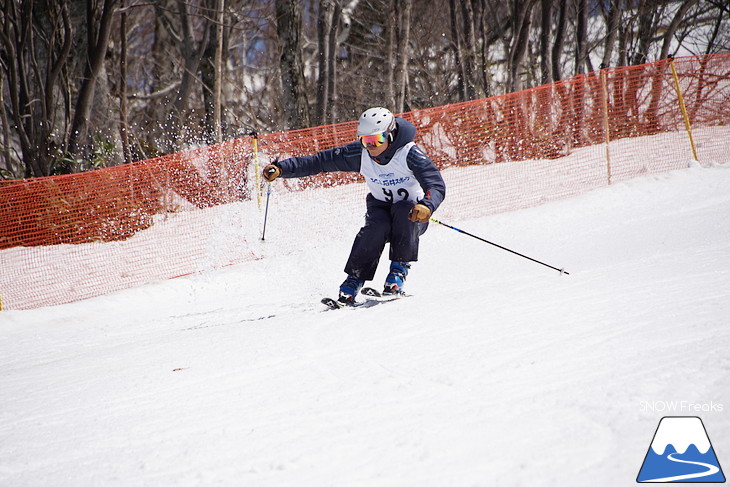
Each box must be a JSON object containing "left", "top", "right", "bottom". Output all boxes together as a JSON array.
[{"left": 1, "top": 163, "right": 729, "bottom": 486}]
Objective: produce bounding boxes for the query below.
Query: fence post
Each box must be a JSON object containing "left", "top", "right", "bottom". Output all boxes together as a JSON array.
[
  {"left": 600, "top": 64, "right": 612, "bottom": 185},
  {"left": 668, "top": 55, "right": 699, "bottom": 162},
  {"left": 250, "top": 131, "right": 262, "bottom": 209}
]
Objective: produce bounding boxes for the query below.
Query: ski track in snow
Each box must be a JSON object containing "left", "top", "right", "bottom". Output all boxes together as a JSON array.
[{"left": 1, "top": 164, "right": 729, "bottom": 486}]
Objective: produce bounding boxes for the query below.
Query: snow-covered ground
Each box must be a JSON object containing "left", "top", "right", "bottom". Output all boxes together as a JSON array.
[{"left": 1, "top": 162, "right": 729, "bottom": 486}]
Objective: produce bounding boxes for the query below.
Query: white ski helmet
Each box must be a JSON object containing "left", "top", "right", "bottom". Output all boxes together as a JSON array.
[{"left": 357, "top": 107, "right": 396, "bottom": 136}]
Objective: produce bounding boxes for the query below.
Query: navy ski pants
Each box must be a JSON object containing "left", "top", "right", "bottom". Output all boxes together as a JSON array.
[{"left": 344, "top": 194, "right": 428, "bottom": 281}]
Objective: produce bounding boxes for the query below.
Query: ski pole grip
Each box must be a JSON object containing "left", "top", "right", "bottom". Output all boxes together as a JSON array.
[{"left": 431, "top": 217, "right": 461, "bottom": 232}]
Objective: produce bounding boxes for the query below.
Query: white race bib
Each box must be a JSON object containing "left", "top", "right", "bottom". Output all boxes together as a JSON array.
[{"left": 360, "top": 142, "right": 424, "bottom": 204}]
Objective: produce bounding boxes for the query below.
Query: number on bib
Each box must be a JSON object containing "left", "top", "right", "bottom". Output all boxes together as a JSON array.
[{"left": 382, "top": 187, "right": 410, "bottom": 202}]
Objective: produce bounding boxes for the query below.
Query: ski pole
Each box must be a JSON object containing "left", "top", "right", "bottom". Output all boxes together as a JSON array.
[
  {"left": 250, "top": 129, "right": 272, "bottom": 241},
  {"left": 261, "top": 179, "right": 272, "bottom": 241},
  {"left": 429, "top": 217, "right": 569, "bottom": 275}
]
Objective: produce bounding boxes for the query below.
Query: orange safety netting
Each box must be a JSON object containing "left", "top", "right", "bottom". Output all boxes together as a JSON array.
[{"left": 2, "top": 53, "right": 729, "bottom": 310}]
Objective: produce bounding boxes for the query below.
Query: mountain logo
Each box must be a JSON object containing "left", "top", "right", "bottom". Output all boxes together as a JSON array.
[{"left": 637, "top": 416, "right": 725, "bottom": 483}]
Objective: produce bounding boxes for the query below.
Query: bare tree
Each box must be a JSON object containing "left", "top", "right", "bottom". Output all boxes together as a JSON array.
[
  {"left": 702, "top": 1, "right": 729, "bottom": 54},
  {"left": 1, "top": 0, "right": 729, "bottom": 179},
  {"left": 0, "top": 0, "right": 72, "bottom": 177},
  {"left": 551, "top": 0, "right": 568, "bottom": 81},
  {"left": 446, "top": 0, "right": 484, "bottom": 100},
  {"left": 68, "top": 0, "right": 119, "bottom": 164},
  {"left": 539, "top": 0, "right": 552, "bottom": 84},
  {"left": 316, "top": 0, "right": 337, "bottom": 124},
  {"left": 155, "top": 1, "right": 213, "bottom": 147},
  {"left": 275, "top": 0, "right": 310, "bottom": 129},
  {"left": 477, "top": 1, "right": 510, "bottom": 95},
  {"left": 448, "top": 0, "right": 467, "bottom": 101},
  {"left": 601, "top": 0, "right": 622, "bottom": 67},
  {"left": 659, "top": 0, "right": 698, "bottom": 60},
  {"left": 385, "top": 0, "right": 397, "bottom": 108},
  {"left": 326, "top": 1, "right": 359, "bottom": 123},
  {"left": 200, "top": 0, "right": 227, "bottom": 143},
  {"left": 632, "top": 0, "right": 661, "bottom": 65},
  {"left": 213, "top": 0, "right": 225, "bottom": 142},
  {"left": 508, "top": 0, "right": 535, "bottom": 92},
  {"left": 574, "top": 0, "right": 588, "bottom": 74},
  {"left": 0, "top": 69, "right": 15, "bottom": 178},
  {"left": 119, "top": 0, "right": 131, "bottom": 164},
  {"left": 394, "top": 0, "right": 412, "bottom": 112},
  {"left": 460, "top": 0, "right": 478, "bottom": 99}
]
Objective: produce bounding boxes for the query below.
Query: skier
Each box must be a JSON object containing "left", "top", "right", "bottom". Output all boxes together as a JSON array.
[{"left": 263, "top": 107, "right": 446, "bottom": 305}]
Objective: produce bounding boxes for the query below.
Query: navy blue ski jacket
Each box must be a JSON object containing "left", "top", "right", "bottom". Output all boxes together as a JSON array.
[{"left": 275, "top": 118, "right": 446, "bottom": 213}]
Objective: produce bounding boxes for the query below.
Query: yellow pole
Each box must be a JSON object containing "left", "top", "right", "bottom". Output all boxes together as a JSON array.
[
  {"left": 251, "top": 131, "right": 262, "bottom": 209},
  {"left": 669, "top": 56, "right": 699, "bottom": 162},
  {"left": 601, "top": 65, "right": 612, "bottom": 185}
]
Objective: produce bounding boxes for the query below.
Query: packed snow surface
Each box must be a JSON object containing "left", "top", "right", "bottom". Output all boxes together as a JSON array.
[{"left": 1, "top": 163, "right": 729, "bottom": 486}]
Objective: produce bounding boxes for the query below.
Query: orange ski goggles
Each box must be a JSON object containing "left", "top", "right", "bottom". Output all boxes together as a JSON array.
[{"left": 359, "top": 132, "right": 388, "bottom": 148}]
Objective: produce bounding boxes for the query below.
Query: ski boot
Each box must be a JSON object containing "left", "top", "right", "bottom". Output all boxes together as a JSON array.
[
  {"left": 338, "top": 275, "right": 365, "bottom": 306},
  {"left": 383, "top": 261, "right": 410, "bottom": 295}
]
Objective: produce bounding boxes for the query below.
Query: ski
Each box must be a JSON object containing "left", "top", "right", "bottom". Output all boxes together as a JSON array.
[
  {"left": 361, "top": 287, "right": 409, "bottom": 299},
  {"left": 321, "top": 297, "right": 357, "bottom": 310},
  {"left": 320, "top": 289, "right": 409, "bottom": 310}
]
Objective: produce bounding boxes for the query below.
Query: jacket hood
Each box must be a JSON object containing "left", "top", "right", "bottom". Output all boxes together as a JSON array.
[{"left": 371, "top": 117, "right": 416, "bottom": 165}]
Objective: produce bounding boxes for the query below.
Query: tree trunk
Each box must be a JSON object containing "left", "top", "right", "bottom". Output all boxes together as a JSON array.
[
  {"left": 633, "top": 0, "right": 659, "bottom": 65},
  {"left": 461, "top": 0, "right": 477, "bottom": 99},
  {"left": 315, "top": 0, "right": 335, "bottom": 125},
  {"left": 617, "top": 0, "right": 631, "bottom": 67},
  {"left": 0, "top": 69, "right": 14, "bottom": 177},
  {"left": 275, "top": 0, "right": 310, "bottom": 129},
  {"left": 475, "top": 0, "right": 492, "bottom": 97},
  {"left": 508, "top": 0, "right": 533, "bottom": 92},
  {"left": 119, "top": 0, "right": 131, "bottom": 164},
  {"left": 704, "top": 4, "right": 724, "bottom": 55},
  {"left": 170, "top": 0, "right": 210, "bottom": 144},
  {"left": 1, "top": 0, "right": 72, "bottom": 177},
  {"left": 539, "top": 0, "right": 552, "bottom": 84},
  {"left": 574, "top": 0, "right": 588, "bottom": 74},
  {"left": 201, "top": 0, "right": 225, "bottom": 144},
  {"left": 385, "top": 0, "right": 397, "bottom": 109},
  {"left": 213, "top": 0, "right": 225, "bottom": 142},
  {"left": 67, "top": 0, "right": 118, "bottom": 161},
  {"left": 551, "top": 0, "right": 567, "bottom": 81},
  {"left": 659, "top": 0, "right": 697, "bottom": 60},
  {"left": 449, "top": 0, "right": 466, "bottom": 101},
  {"left": 601, "top": 0, "right": 621, "bottom": 67},
  {"left": 395, "top": 0, "right": 412, "bottom": 112},
  {"left": 326, "top": 2, "right": 341, "bottom": 123}
]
